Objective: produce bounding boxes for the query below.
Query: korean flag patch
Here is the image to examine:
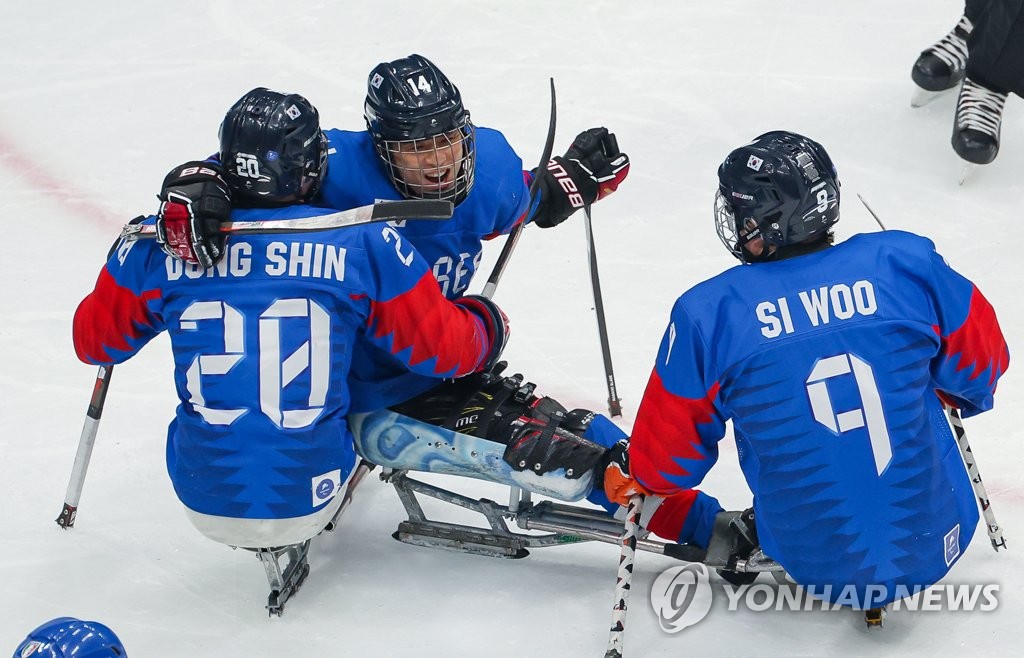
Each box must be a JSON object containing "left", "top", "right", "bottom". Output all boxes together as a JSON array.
[{"left": 746, "top": 155, "right": 764, "bottom": 171}]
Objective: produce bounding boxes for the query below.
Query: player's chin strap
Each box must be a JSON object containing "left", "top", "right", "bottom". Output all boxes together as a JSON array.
[{"left": 858, "top": 193, "right": 1005, "bottom": 552}]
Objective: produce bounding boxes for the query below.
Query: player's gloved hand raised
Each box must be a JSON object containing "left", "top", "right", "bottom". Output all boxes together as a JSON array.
[
  {"left": 155, "top": 161, "right": 232, "bottom": 268},
  {"left": 601, "top": 440, "right": 651, "bottom": 506},
  {"left": 533, "top": 127, "right": 630, "bottom": 228},
  {"left": 454, "top": 295, "right": 510, "bottom": 373}
]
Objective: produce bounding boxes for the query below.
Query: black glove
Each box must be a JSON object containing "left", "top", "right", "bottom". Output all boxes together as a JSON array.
[
  {"left": 532, "top": 127, "right": 630, "bottom": 228},
  {"left": 454, "top": 294, "right": 510, "bottom": 372},
  {"left": 155, "top": 161, "right": 232, "bottom": 268}
]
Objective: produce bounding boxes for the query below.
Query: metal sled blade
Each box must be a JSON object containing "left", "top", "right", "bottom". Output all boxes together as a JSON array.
[
  {"left": 381, "top": 470, "right": 780, "bottom": 575},
  {"left": 256, "top": 541, "right": 311, "bottom": 616}
]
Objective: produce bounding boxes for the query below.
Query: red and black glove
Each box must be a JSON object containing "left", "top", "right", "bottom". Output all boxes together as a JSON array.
[
  {"left": 155, "top": 161, "right": 232, "bottom": 268},
  {"left": 532, "top": 127, "right": 630, "bottom": 228},
  {"left": 454, "top": 294, "right": 511, "bottom": 372}
]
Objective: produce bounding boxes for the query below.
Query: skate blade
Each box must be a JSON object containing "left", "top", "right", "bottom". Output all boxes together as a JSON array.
[
  {"left": 911, "top": 87, "right": 950, "bottom": 108},
  {"left": 958, "top": 163, "right": 977, "bottom": 185}
]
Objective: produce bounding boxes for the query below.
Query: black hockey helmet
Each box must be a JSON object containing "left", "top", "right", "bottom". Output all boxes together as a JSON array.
[
  {"left": 219, "top": 87, "right": 328, "bottom": 206},
  {"left": 364, "top": 54, "right": 476, "bottom": 204},
  {"left": 715, "top": 131, "right": 840, "bottom": 262}
]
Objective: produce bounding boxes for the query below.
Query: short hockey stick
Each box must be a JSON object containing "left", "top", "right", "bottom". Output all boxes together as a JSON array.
[
  {"left": 947, "top": 406, "right": 1006, "bottom": 550},
  {"left": 583, "top": 205, "right": 622, "bottom": 417},
  {"left": 481, "top": 78, "right": 557, "bottom": 299},
  {"left": 858, "top": 193, "right": 1005, "bottom": 551},
  {"left": 56, "top": 365, "right": 113, "bottom": 529},
  {"left": 605, "top": 493, "right": 643, "bottom": 658},
  {"left": 120, "top": 199, "right": 454, "bottom": 241}
]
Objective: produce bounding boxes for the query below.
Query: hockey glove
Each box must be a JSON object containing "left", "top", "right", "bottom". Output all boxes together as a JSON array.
[
  {"left": 601, "top": 440, "right": 651, "bottom": 506},
  {"left": 155, "top": 161, "right": 232, "bottom": 268},
  {"left": 532, "top": 127, "right": 630, "bottom": 228},
  {"left": 454, "top": 294, "right": 510, "bottom": 373}
]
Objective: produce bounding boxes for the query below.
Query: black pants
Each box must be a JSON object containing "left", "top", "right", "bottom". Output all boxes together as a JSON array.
[{"left": 965, "top": 0, "right": 1024, "bottom": 96}]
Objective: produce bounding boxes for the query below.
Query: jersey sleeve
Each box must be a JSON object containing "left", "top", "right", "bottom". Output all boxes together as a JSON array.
[
  {"left": 477, "top": 128, "right": 534, "bottom": 238},
  {"left": 927, "top": 248, "right": 1009, "bottom": 417},
  {"left": 73, "top": 225, "right": 167, "bottom": 365},
  {"left": 359, "top": 225, "right": 492, "bottom": 378},
  {"left": 629, "top": 298, "right": 726, "bottom": 495}
]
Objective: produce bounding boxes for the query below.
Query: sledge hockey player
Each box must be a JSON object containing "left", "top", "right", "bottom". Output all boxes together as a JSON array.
[
  {"left": 604, "top": 131, "right": 1010, "bottom": 610},
  {"left": 13, "top": 617, "right": 126, "bottom": 657},
  {"left": 72, "top": 88, "right": 510, "bottom": 614},
  {"left": 152, "top": 57, "right": 729, "bottom": 557}
]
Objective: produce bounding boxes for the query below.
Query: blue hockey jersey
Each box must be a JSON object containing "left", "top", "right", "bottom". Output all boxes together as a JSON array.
[
  {"left": 73, "top": 205, "right": 495, "bottom": 523},
  {"left": 319, "top": 127, "right": 533, "bottom": 411},
  {"left": 629, "top": 231, "right": 1009, "bottom": 606}
]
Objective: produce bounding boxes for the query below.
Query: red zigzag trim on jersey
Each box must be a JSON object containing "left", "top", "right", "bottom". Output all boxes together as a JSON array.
[
  {"left": 630, "top": 368, "right": 720, "bottom": 495},
  {"left": 941, "top": 286, "right": 1009, "bottom": 386},
  {"left": 73, "top": 268, "right": 160, "bottom": 364},
  {"left": 365, "top": 272, "right": 486, "bottom": 377}
]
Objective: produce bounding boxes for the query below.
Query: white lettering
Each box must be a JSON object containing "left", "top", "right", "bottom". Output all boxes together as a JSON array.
[
  {"left": 266, "top": 242, "right": 288, "bottom": 276},
  {"left": 798, "top": 287, "right": 830, "bottom": 326},
  {"left": 757, "top": 301, "right": 782, "bottom": 338}
]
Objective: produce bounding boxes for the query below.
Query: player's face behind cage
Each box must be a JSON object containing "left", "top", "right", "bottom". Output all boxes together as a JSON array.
[{"left": 379, "top": 121, "right": 476, "bottom": 203}]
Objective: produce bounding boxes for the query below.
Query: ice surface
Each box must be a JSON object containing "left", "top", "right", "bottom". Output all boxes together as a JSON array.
[{"left": 1, "top": 1, "right": 1020, "bottom": 655}]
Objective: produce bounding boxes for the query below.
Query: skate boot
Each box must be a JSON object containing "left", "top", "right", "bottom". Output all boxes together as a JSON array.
[
  {"left": 953, "top": 76, "right": 1007, "bottom": 169},
  {"left": 911, "top": 16, "right": 972, "bottom": 107}
]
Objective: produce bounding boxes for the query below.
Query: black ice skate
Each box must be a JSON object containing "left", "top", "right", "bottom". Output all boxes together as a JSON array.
[
  {"left": 911, "top": 15, "right": 972, "bottom": 107},
  {"left": 953, "top": 76, "right": 1007, "bottom": 181}
]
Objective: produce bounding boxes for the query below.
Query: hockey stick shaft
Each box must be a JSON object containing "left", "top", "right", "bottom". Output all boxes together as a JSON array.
[
  {"left": 120, "top": 199, "right": 454, "bottom": 241},
  {"left": 481, "top": 78, "right": 557, "bottom": 300},
  {"left": 605, "top": 493, "right": 643, "bottom": 658},
  {"left": 858, "top": 194, "right": 1005, "bottom": 551},
  {"left": 583, "top": 206, "right": 622, "bottom": 417},
  {"left": 56, "top": 365, "right": 113, "bottom": 529},
  {"left": 947, "top": 406, "right": 1006, "bottom": 550}
]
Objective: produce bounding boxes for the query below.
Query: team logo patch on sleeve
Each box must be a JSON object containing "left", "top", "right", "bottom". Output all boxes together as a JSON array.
[{"left": 311, "top": 469, "right": 342, "bottom": 508}]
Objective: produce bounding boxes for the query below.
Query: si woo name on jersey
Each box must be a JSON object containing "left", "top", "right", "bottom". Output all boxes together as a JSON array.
[
  {"left": 165, "top": 241, "right": 349, "bottom": 282},
  {"left": 756, "top": 280, "right": 877, "bottom": 339}
]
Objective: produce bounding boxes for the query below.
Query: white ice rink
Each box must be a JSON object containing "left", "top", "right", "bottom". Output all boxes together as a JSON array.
[{"left": 1, "top": 1, "right": 1021, "bottom": 655}]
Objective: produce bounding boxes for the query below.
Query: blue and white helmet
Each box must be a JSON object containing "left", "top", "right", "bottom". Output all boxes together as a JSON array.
[{"left": 13, "top": 617, "right": 125, "bottom": 658}]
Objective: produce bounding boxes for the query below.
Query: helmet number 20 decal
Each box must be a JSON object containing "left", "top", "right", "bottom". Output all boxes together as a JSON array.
[
  {"left": 235, "top": 152, "right": 261, "bottom": 179},
  {"left": 805, "top": 353, "right": 893, "bottom": 476}
]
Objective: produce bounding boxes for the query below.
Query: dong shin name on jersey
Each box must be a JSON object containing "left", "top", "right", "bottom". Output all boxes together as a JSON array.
[
  {"left": 165, "top": 241, "right": 348, "bottom": 282},
  {"left": 756, "top": 279, "right": 877, "bottom": 339}
]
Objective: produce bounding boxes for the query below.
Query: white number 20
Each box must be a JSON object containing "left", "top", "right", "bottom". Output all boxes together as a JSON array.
[
  {"left": 179, "top": 298, "right": 330, "bottom": 429},
  {"left": 234, "top": 153, "right": 261, "bottom": 179}
]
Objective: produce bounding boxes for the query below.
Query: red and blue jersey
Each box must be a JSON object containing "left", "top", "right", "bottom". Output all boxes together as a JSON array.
[
  {"left": 73, "top": 205, "right": 494, "bottom": 522},
  {"left": 630, "top": 230, "right": 1009, "bottom": 606},
  {"left": 319, "top": 127, "right": 533, "bottom": 411}
]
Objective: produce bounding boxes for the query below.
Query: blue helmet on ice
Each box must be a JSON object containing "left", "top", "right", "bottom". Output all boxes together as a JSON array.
[
  {"left": 13, "top": 617, "right": 125, "bottom": 658},
  {"left": 715, "top": 130, "right": 840, "bottom": 262},
  {"left": 364, "top": 54, "right": 476, "bottom": 204},
  {"left": 219, "top": 87, "right": 328, "bottom": 207}
]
